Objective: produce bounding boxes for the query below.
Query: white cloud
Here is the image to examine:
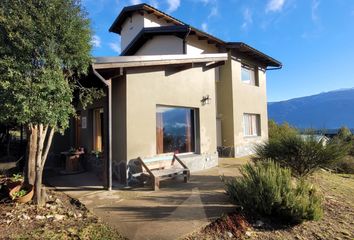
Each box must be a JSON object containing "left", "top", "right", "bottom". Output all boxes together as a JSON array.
[
  {"left": 149, "top": 0, "right": 159, "bottom": 8},
  {"left": 109, "top": 42, "right": 121, "bottom": 54},
  {"left": 91, "top": 35, "right": 101, "bottom": 48},
  {"left": 201, "top": 22, "right": 208, "bottom": 32},
  {"left": 208, "top": 6, "right": 218, "bottom": 18},
  {"left": 196, "top": 0, "right": 217, "bottom": 5},
  {"left": 199, "top": 0, "right": 211, "bottom": 4},
  {"left": 241, "top": 8, "right": 253, "bottom": 30},
  {"left": 166, "top": 0, "right": 180, "bottom": 13},
  {"left": 130, "top": 0, "right": 141, "bottom": 5},
  {"left": 311, "top": 0, "right": 320, "bottom": 22},
  {"left": 266, "top": 0, "right": 285, "bottom": 13}
]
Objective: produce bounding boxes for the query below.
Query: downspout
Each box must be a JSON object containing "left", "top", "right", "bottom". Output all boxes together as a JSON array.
[
  {"left": 92, "top": 65, "right": 113, "bottom": 191},
  {"left": 183, "top": 26, "right": 192, "bottom": 54}
]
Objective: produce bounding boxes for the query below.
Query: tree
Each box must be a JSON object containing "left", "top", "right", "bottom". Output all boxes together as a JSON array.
[
  {"left": 337, "top": 126, "right": 352, "bottom": 141},
  {"left": 268, "top": 120, "right": 298, "bottom": 141},
  {"left": 0, "top": 0, "right": 100, "bottom": 205}
]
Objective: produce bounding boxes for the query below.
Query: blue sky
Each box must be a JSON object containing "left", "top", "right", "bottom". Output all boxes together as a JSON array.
[{"left": 83, "top": 0, "right": 354, "bottom": 102}]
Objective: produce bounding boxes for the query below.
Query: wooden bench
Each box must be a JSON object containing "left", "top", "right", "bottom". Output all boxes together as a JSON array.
[{"left": 136, "top": 153, "right": 190, "bottom": 190}]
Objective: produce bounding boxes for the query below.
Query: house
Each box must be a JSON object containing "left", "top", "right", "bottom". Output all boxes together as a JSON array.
[
  {"left": 50, "top": 3, "right": 281, "bottom": 189},
  {"left": 300, "top": 134, "right": 330, "bottom": 146}
]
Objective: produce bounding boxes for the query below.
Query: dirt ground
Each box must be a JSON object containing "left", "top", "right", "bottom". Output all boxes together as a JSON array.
[
  {"left": 186, "top": 171, "right": 354, "bottom": 240},
  {"left": 0, "top": 186, "right": 126, "bottom": 240}
]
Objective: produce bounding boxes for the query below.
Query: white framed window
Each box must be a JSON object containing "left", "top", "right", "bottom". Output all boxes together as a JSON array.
[
  {"left": 241, "top": 64, "right": 258, "bottom": 86},
  {"left": 243, "top": 113, "right": 261, "bottom": 137},
  {"left": 156, "top": 106, "right": 198, "bottom": 154}
]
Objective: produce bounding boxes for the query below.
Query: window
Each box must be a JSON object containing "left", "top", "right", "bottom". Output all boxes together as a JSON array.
[
  {"left": 243, "top": 113, "right": 261, "bottom": 137},
  {"left": 93, "top": 108, "right": 104, "bottom": 152},
  {"left": 156, "top": 106, "right": 196, "bottom": 154},
  {"left": 241, "top": 64, "right": 258, "bottom": 86}
]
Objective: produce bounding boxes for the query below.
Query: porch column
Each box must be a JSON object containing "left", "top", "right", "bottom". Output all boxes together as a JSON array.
[
  {"left": 107, "top": 79, "right": 112, "bottom": 190},
  {"left": 92, "top": 66, "right": 113, "bottom": 190}
]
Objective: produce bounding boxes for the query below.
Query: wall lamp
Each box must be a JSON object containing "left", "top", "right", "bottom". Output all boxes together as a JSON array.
[{"left": 201, "top": 95, "right": 211, "bottom": 106}]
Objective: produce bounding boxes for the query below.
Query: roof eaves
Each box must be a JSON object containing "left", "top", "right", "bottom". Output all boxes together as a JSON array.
[
  {"left": 109, "top": 3, "right": 186, "bottom": 34},
  {"left": 227, "top": 42, "right": 282, "bottom": 67},
  {"left": 120, "top": 25, "right": 190, "bottom": 56},
  {"left": 92, "top": 53, "right": 228, "bottom": 69}
]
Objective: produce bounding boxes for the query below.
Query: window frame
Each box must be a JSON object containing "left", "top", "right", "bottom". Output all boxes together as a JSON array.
[
  {"left": 156, "top": 105, "right": 199, "bottom": 155},
  {"left": 241, "top": 63, "right": 259, "bottom": 86},
  {"left": 243, "top": 113, "right": 261, "bottom": 137}
]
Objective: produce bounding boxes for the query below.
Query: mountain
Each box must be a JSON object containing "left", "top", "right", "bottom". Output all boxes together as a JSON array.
[{"left": 268, "top": 88, "right": 354, "bottom": 129}]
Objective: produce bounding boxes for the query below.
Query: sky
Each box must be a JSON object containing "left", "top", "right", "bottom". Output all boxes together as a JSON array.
[{"left": 83, "top": 0, "right": 354, "bottom": 102}]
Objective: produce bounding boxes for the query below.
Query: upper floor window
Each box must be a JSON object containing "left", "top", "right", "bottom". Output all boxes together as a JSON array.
[
  {"left": 241, "top": 64, "right": 258, "bottom": 86},
  {"left": 243, "top": 113, "right": 261, "bottom": 137}
]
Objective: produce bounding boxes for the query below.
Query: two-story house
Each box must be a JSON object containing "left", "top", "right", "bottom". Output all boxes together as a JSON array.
[{"left": 51, "top": 3, "right": 281, "bottom": 189}]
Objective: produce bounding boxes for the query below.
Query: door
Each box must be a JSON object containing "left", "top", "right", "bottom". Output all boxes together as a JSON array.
[{"left": 93, "top": 108, "right": 104, "bottom": 152}]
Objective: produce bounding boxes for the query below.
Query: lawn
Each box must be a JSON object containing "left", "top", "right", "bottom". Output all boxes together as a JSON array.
[{"left": 186, "top": 170, "right": 354, "bottom": 240}]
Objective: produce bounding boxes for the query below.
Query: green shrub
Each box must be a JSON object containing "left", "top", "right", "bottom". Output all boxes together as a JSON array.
[
  {"left": 334, "top": 156, "right": 354, "bottom": 174},
  {"left": 268, "top": 120, "right": 298, "bottom": 141},
  {"left": 253, "top": 135, "right": 348, "bottom": 178},
  {"left": 225, "top": 161, "right": 323, "bottom": 223}
]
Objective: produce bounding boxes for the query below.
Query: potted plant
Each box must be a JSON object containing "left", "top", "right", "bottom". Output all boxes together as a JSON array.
[
  {"left": 9, "top": 183, "right": 34, "bottom": 203},
  {"left": 91, "top": 150, "right": 102, "bottom": 159},
  {"left": 7, "top": 173, "right": 23, "bottom": 190}
]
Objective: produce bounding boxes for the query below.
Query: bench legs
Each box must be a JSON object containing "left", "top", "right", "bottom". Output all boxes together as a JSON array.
[
  {"left": 183, "top": 170, "right": 190, "bottom": 183},
  {"left": 152, "top": 171, "right": 190, "bottom": 190},
  {"left": 153, "top": 176, "right": 160, "bottom": 190}
]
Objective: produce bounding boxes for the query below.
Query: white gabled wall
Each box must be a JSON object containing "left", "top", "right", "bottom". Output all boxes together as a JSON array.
[
  {"left": 186, "top": 35, "right": 218, "bottom": 54},
  {"left": 120, "top": 12, "right": 220, "bottom": 56},
  {"left": 144, "top": 13, "right": 174, "bottom": 28},
  {"left": 121, "top": 13, "right": 145, "bottom": 51},
  {"left": 120, "top": 13, "right": 174, "bottom": 52},
  {"left": 135, "top": 35, "right": 183, "bottom": 55},
  {"left": 134, "top": 32, "right": 220, "bottom": 56}
]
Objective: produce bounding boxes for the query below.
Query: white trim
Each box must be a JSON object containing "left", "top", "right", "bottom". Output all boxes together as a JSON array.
[{"left": 93, "top": 53, "right": 228, "bottom": 69}]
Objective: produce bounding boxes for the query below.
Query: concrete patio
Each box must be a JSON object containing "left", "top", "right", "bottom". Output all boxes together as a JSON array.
[{"left": 47, "top": 158, "right": 248, "bottom": 240}]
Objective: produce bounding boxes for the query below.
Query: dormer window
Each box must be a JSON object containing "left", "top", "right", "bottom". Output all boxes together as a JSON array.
[{"left": 241, "top": 63, "right": 258, "bottom": 86}]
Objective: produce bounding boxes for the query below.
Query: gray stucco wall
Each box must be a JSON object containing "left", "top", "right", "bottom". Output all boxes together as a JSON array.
[{"left": 124, "top": 65, "right": 219, "bottom": 173}]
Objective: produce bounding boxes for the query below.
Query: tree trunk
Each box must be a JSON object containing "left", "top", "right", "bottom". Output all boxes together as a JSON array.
[
  {"left": 24, "top": 123, "right": 55, "bottom": 206},
  {"left": 35, "top": 165, "right": 44, "bottom": 205},
  {"left": 25, "top": 124, "right": 37, "bottom": 185},
  {"left": 34, "top": 124, "right": 55, "bottom": 206},
  {"left": 6, "top": 126, "right": 10, "bottom": 156}
]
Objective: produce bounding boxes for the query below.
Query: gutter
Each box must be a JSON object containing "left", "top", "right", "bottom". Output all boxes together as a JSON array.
[
  {"left": 266, "top": 66, "right": 283, "bottom": 71},
  {"left": 92, "top": 65, "right": 113, "bottom": 191}
]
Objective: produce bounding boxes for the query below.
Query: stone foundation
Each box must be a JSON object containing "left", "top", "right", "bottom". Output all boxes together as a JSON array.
[{"left": 176, "top": 153, "right": 218, "bottom": 173}]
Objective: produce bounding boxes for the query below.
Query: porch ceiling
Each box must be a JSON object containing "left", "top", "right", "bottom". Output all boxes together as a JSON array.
[{"left": 92, "top": 53, "right": 228, "bottom": 79}]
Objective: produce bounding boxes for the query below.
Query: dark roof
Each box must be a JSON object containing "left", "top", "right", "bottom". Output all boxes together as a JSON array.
[
  {"left": 121, "top": 25, "right": 190, "bottom": 55},
  {"left": 109, "top": 4, "right": 185, "bottom": 34},
  {"left": 109, "top": 3, "right": 226, "bottom": 45},
  {"left": 227, "top": 42, "right": 282, "bottom": 68},
  {"left": 110, "top": 3, "right": 282, "bottom": 68}
]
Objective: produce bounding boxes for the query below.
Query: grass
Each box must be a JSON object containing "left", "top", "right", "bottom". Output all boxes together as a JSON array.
[{"left": 186, "top": 169, "right": 354, "bottom": 240}]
